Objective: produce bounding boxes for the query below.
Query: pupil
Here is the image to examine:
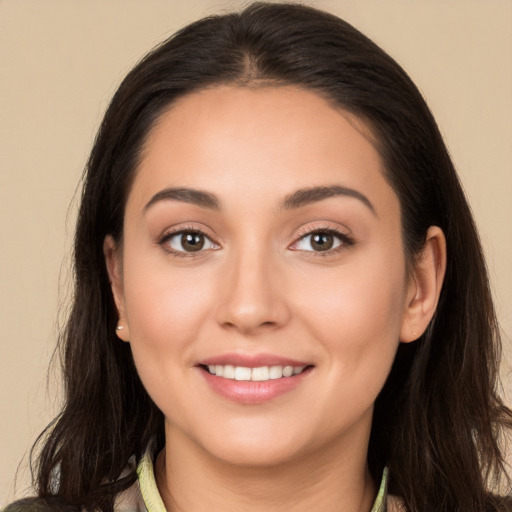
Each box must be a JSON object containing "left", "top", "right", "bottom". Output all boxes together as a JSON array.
[
  {"left": 182, "top": 233, "right": 204, "bottom": 252},
  {"left": 311, "top": 233, "right": 333, "bottom": 251}
]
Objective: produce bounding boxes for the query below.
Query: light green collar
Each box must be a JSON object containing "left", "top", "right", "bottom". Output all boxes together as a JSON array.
[
  {"left": 137, "top": 450, "right": 388, "bottom": 512},
  {"left": 137, "top": 450, "right": 167, "bottom": 512},
  {"left": 372, "top": 466, "right": 388, "bottom": 512}
]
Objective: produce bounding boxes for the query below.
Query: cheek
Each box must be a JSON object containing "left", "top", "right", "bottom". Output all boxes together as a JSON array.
[
  {"left": 121, "top": 249, "right": 216, "bottom": 365},
  {"left": 301, "top": 247, "right": 405, "bottom": 317},
  {"left": 293, "top": 248, "right": 407, "bottom": 383},
  {"left": 120, "top": 253, "right": 221, "bottom": 423}
]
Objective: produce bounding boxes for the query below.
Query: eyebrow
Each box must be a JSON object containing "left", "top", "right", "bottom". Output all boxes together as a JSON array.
[
  {"left": 144, "top": 184, "right": 376, "bottom": 216},
  {"left": 282, "top": 185, "right": 376, "bottom": 215},
  {"left": 144, "top": 187, "right": 220, "bottom": 212}
]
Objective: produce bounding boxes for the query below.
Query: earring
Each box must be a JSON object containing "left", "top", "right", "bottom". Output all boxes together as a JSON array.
[{"left": 116, "top": 325, "right": 124, "bottom": 331}]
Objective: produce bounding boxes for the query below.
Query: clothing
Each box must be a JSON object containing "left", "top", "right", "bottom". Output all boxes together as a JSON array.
[
  {"left": 113, "top": 449, "right": 390, "bottom": 512},
  {"left": 2, "top": 449, "right": 394, "bottom": 512}
]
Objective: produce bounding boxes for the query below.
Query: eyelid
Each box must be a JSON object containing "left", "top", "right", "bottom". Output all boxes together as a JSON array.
[
  {"left": 157, "top": 224, "right": 221, "bottom": 256},
  {"left": 289, "top": 223, "right": 355, "bottom": 253}
]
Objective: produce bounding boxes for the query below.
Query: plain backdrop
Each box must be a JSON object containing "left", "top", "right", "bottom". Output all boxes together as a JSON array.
[{"left": 1, "top": 0, "right": 511, "bottom": 505}]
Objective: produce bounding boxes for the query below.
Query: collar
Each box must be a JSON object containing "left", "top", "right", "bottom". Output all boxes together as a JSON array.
[{"left": 136, "top": 449, "right": 388, "bottom": 512}]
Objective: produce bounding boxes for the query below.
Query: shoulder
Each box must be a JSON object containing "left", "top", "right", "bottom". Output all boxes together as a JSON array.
[
  {"left": 385, "top": 494, "right": 512, "bottom": 511},
  {"left": 489, "top": 495, "right": 512, "bottom": 511},
  {"left": 2, "top": 499, "right": 56, "bottom": 512},
  {"left": 3, "top": 499, "right": 53, "bottom": 512},
  {"left": 2, "top": 498, "right": 80, "bottom": 512}
]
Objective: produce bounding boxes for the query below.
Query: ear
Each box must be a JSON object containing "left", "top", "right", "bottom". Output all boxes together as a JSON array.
[
  {"left": 400, "top": 226, "right": 447, "bottom": 343},
  {"left": 104, "top": 235, "right": 130, "bottom": 342}
]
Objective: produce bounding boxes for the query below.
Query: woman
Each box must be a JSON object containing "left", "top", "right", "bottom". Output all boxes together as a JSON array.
[{"left": 5, "top": 2, "right": 511, "bottom": 511}]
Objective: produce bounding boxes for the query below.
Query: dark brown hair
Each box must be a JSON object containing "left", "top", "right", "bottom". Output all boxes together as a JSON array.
[{"left": 15, "top": 2, "right": 512, "bottom": 511}]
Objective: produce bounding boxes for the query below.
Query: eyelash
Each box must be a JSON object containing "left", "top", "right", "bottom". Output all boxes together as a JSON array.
[
  {"left": 158, "top": 225, "right": 354, "bottom": 258},
  {"left": 291, "top": 226, "right": 355, "bottom": 256},
  {"left": 158, "top": 226, "right": 219, "bottom": 258}
]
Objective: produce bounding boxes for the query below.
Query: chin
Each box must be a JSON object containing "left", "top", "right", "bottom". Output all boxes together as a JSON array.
[
  {"left": 200, "top": 418, "right": 348, "bottom": 470},
  {"left": 209, "top": 439, "right": 306, "bottom": 468}
]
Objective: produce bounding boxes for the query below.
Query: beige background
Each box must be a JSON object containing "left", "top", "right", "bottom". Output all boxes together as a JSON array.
[{"left": 1, "top": 0, "right": 511, "bottom": 505}]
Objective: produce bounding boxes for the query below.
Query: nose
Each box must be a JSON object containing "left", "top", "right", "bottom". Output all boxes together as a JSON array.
[{"left": 215, "top": 245, "right": 291, "bottom": 335}]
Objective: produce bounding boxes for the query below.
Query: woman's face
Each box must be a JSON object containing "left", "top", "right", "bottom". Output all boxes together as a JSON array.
[{"left": 107, "top": 85, "right": 416, "bottom": 466}]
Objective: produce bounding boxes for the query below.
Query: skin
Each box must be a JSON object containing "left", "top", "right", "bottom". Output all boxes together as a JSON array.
[{"left": 105, "top": 85, "right": 446, "bottom": 512}]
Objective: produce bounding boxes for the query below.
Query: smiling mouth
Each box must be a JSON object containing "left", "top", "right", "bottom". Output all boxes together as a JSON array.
[{"left": 199, "top": 364, "right": 312, "bottom": 382}]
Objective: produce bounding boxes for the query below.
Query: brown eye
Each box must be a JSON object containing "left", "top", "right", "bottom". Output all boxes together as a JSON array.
[
  {"left": 310, "top": 233, "right": 334, "bottom": 251},
  {"left": 166, "top": 230, "right": 218, "bottom": 253},
  {"left": 181, "top": 232, "right": 205, "bottom": 252},
  {"left": 291, "top": 230, "right": 349, "bottom": 253}
]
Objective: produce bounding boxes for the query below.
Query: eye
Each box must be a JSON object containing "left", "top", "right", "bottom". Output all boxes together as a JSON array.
[
  {"left": 162, "top": 230, "right": 219, "bottom": 254},
  {"left": 291, "top": 230, "right": 351, "bottom": 252}
]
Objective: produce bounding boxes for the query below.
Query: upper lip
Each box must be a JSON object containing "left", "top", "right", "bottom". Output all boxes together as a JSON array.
[{"left": 198, "top": 353, "right": 313, "bottom": 368}]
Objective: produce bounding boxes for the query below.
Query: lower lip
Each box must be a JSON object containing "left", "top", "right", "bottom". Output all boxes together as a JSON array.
[{"left": 199, "top": 367, "right": 312, "bottom": 405}]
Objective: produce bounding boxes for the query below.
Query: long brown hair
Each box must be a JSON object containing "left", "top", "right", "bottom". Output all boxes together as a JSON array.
[{"left": 19, "top": 3, "right": 512, "bottom": 511}]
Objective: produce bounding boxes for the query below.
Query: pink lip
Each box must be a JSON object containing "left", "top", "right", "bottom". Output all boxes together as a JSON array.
[
  {"left": 199, "top": 353, "right": 311, "bottom": 368},
  {"left": 199, "top": 368, "right": 312, "bottom": 405},
  {"left": 196, "top": 353, "right": 314, "bottom": 405}
]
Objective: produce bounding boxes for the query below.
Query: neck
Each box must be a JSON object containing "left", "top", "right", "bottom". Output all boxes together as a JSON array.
[{"left": 156, "top": 423, "right": 377, "bottom": 512}]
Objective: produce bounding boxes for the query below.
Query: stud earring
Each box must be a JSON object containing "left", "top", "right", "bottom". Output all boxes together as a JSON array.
[{"left": 116, "top": 325, "right": 124, "bottom": 331}]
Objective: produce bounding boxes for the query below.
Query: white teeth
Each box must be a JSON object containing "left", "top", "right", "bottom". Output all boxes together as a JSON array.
[
  {"left": 206, "top": 364, "right": 307, "bottom": 381},
  {"left": 234, "top": 366, "right": 252, "bottom": 381},
  {"left": 282, "top": 365, "right": 293, "bottom": 377},
  {"left": 269, "top": 365, "right": 283, "bottom": 379},
  {"left": 251, "top": 366, "right": 269, "bottom": 381},
  {"left": 223, "top": 365, "right": 235, "bottom": 379}
]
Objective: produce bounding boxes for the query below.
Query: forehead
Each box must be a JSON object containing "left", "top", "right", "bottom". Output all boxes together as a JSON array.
[{"left": 129, "top": 85, "right": 397, "bottom": 216}]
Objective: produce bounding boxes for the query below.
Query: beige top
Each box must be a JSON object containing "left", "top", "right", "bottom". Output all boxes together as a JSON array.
[{"left": 114, "top": 449, "right": 391, "bottom": 512}]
